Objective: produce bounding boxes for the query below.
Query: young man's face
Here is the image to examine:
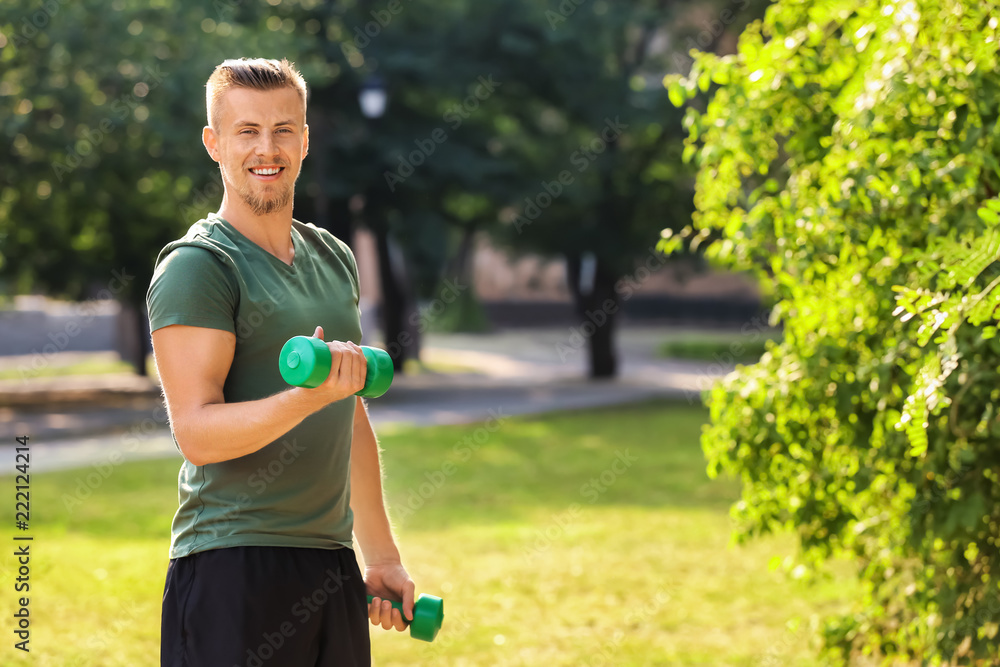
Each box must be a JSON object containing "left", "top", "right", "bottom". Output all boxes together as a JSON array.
[{"left": 204, "top": 86, "right": 308, "bottom": 216}]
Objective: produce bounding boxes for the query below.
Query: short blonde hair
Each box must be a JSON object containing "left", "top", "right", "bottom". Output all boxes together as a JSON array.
[{"left": 205, "top": 58, "right": 307, "bottom": 129}]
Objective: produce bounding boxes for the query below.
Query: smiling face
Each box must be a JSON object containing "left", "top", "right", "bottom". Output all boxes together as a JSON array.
[{"left": 203, "top": 86, "right": 308, "bottom": 217}]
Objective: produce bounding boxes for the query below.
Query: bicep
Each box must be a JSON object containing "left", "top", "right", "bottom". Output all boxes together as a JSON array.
[{"left": 152, "top": 324, "right": 236, "bottom": 423}]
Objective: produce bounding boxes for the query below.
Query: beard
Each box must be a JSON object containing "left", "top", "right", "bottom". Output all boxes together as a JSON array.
[
  {"left": 227, "top": 161, "right": 297, "bottom": 216},
  {"left": 237, "top": 178, "right": 293, "bottom": 216}
]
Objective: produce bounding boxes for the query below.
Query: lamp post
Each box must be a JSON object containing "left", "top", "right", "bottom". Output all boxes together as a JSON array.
[
  {"left": 358, "top": 75, "right": 387, "bottom": 119},
  {"left": 357, "top": 75, "right": 416, "bottom": 371}
]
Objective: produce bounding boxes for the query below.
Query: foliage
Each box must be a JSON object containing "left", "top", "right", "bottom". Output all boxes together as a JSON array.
[
  {"left": 0, "top": 0, "right": 293, "bottom": 302},
  {"left": 662, "top": 0, "right": 1000, "bottom": 663}
]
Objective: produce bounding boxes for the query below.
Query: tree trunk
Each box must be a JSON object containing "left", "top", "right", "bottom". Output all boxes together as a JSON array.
[
  {"left": 566, "top": 254, "right": 619, "bottom": 378},
  {"left": 375, "top": 228, "right": 420, "bottom": 371},
  {"left": 118, "top": 297, "right": 150, "bottom": 376}
]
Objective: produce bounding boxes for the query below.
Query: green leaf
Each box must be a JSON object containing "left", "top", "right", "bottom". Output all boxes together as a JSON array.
[{"left": 668, "top": 80, "right": 685, "bottom": 108}]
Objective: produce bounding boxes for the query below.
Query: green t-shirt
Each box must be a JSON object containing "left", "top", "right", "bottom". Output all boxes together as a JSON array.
[{"left": 146, "top": 213, "right": 362, "bottom": 559}]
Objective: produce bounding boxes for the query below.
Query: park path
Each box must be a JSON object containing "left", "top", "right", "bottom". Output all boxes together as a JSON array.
[{"left": 1, "top": 326, "right": 730, "bottom": 472}]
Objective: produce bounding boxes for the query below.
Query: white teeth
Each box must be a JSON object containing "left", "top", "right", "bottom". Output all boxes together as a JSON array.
[{"left": 251, "top": 167, "right": 280, "bottom": 175}]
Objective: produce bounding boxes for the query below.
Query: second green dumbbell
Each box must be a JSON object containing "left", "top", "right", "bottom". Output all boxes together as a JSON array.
[
  {"left": 278, "top": 335, "right": 394, "bottom": 398},
  {"left": 367, "top": 593, "right": 445, "bottom": 642}
]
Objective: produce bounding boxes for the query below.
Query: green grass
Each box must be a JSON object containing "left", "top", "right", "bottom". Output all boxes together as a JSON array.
[
  {"left": 658, "top": 329, "right": 783, "bottom": 364},
  {"left": 0, "top": 401, "right": 857, "bottom": 666}
]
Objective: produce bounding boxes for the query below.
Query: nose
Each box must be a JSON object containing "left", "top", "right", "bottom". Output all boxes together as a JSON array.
[{"left": 255, "top": 131, "right": 279, "bottom": 158}]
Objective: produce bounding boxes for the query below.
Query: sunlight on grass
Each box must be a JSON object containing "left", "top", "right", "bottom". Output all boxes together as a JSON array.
[
  {"left": 658, "top": 329, "right": 783, "bottom": 364},
  {"left": 0, "top": 401, "right": 858, "bottom": 666}
]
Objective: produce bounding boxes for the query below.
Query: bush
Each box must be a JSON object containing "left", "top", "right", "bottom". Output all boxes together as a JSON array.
[{"left": 663, "top": 0, "right": 1000, "bottom": 663}]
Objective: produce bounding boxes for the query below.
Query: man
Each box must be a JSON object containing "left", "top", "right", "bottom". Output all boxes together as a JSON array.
[{"left": 147, "top": 58, "right": 413, "bottom": 667}]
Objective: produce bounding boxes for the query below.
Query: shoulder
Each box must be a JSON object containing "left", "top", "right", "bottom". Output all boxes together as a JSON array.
[
  {"left": 154, "top": 218, "right": 243, "bottom": 271},
  {"left": 293, "top": 220, "right": 353, "bottom": 256},
  {"left": 293, "top": 220, "right": 358, "bottom": 271},
  {"left": 150, "top": 219, "right": 242, "bottom": 297}
]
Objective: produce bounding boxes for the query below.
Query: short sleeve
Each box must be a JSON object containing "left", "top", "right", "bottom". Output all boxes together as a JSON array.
[
  {"left": 146, "top": 245, "right": 239, "bottom": 334},
  {"left": 344, "top": 244, "right": 361, "bottom": 305}
]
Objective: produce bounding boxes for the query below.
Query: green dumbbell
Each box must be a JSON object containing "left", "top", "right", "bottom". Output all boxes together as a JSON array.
[
  {"left": 367, "top": 593, "right": 445, "bottom": 642},
  {"left": 278, "top": 335, "right": 394, "bottom": 398}
]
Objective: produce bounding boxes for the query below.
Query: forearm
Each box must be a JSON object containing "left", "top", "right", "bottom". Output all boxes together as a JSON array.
[
  {"left": 173, "top": 386, "right": 330, "bottom": 466},
  {"left": 350, "top": 397, "right": 401, "bottom": 565}
]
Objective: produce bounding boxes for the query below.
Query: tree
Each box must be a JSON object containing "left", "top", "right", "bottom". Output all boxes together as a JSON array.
[
  {"left": 482, "top": 0, "right": 767, "bottom": 378},
  {"left": 0, "top": 0, "right": 294, "bottom": 373},
  {"left": 271, "top": 0, "right": 524, "bottom": 368},
  {"left": 664, "top": 0, "right": 1000, "bottom": 662}
]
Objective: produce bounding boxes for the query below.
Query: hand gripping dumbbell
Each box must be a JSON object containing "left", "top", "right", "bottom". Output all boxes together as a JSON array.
[
  {"left": 278, "top": 335, "right": 394, "bottom": 398},
  {"left": 366, "top": 593, "right": 445, "bottom": 642}
]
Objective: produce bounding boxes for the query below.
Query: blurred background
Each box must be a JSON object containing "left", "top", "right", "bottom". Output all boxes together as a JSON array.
[
  {"left": 0, "top": 0, "right": 772, "bottom": 377},
  {"left": 8, "top": 0, "right": 997, "bottom": 665}
]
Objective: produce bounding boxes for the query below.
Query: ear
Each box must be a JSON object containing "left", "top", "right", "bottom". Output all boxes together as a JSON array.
[
  {"left": 301, "top": 124, "right": 309, "bottom": 160},
  {"left": 203, "top": 125, "right": 220, "bottom": 163}
]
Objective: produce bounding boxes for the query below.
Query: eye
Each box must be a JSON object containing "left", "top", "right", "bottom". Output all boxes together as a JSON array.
[
  {"left": 277, "top": 128, "right": 293, "bottom": 134},
  {"left": 239, "top": 129, "right": 256, "bottom": 135}
]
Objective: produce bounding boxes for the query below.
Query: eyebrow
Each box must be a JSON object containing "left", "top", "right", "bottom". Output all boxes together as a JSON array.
[{"left": 233, "top": 119, "right": 299, "bottom": 128}]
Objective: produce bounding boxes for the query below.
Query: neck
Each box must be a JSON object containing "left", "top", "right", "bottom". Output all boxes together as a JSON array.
[{"left": 216, "top": 192, "right": 295, "bottom": 265}]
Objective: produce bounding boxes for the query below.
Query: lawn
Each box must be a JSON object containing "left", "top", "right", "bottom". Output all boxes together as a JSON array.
[
  {"left": 658, "top": 329, "right": 783, "bottom": 364},
  {"left": 0, "top": 401, "right": 857, "bottom": 666}
]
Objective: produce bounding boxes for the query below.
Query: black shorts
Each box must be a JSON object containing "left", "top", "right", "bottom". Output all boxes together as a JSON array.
[{"left": 160, "top": 546, "right": 370, "bottom": 667}]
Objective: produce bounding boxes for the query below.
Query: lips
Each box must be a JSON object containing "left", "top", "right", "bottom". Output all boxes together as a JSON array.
[{"left": 248, "top": 165, "right": 285, "bottom": 181}]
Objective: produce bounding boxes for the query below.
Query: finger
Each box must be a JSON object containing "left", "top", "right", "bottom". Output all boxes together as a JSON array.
[
  {"left": 368, "top": 596, "right": 381, "bottom": 626},
  {"left": 313, "top": 325, "right": 324, "bottom": 340},
  {"left": 336, "top": 344, "right": 356, "bottom": 388},
  {"left": 327, "top": 343, "right": 346, "bottom": 385},
  {"left": 392, "top": 608, "right": 407, "bottom": 632},
  {"left": 380, "top": 599, "right": 394, "bottom": 630},
  {"left": 351, "top": 344, "right": 367, "bottom": 389},
  {"left": 402, "top": 582, "right": 415, "bottom": 622}
]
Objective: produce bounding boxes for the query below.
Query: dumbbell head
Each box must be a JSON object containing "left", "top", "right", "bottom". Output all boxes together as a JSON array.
[
  {"left": 359, "top": 346, "right": 393, "bottom": 398},
  {"left": 367, "top": 593, "right": 444, "bottom": 642},
  {"left": 278, "top": 336, "right": 393, "bottom": 397},
  {"left": 278, "top": 336, "right": 330, "bottom": 389}
]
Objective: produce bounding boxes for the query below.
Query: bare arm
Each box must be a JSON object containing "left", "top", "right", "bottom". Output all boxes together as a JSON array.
[
  {"left": 350, "top": 395, "right": 415, "bottom": 630},
  {"left": 350, "top": 395, "right": 401, "bottom": 564},
  {"left": 152, "top": 324, "right": 365, "bottom": 466}
]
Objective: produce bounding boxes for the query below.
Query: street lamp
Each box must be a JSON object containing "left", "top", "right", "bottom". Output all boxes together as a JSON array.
[{"left": 358, "top": 75, "right": 387, "bottom": 119}]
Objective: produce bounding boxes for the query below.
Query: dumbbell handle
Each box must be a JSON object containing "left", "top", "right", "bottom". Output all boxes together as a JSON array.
[
  {"left": 366, "top": 593, "right": 445, "bottom": 642},
  {"left": 278, "top": 335, "right": 393, "bottom": 398}
]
